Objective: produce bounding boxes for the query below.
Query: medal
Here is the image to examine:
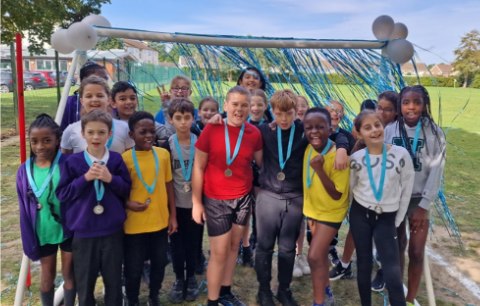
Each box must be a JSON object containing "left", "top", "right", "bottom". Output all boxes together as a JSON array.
[
  {"left": 173, "top": 134, "right": 195, "bottom": 191},
  {"left": 26, "top": 151, "right": 62, "bottom": 198},
  {"left": 145, "top": 198, "right": 151, "bottom": 205},
  {"left": 374, "top": 206, "right": 383, "bottom": 214},
  {"left": 277, "top": 123, "right": 295, "bottom": 181},
  {"left": 365, "top": 143, "right": 387, "bottom": 203},
  {"left": 132, "top": 147, "right": 159, "bottom": 194},
  {"left": 84, "top": 151, "right": 106, "bottom": 215},
  {"left": 37, "top": 203, "right": 43, "bottom": 210},
  {"left": 306, "top": 139, "right": 332, "bottom": 189},
  {"left": 224, "top": 122, "right": 245, "bottom": 178}
]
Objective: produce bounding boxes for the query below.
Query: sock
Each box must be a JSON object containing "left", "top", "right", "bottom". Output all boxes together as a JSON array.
[
  {"left": 325, "top": 285, "right": 333, "bottom": 297},
  {"left": 40, "top": 288, "right": 54, "bottom": 306},
  {"left": 63, "top": 288, "right": 77, "bottom": 306},
  {"left": 340, "top": 261, "right": 349, "bottom": 269},
  {"left": 313, "top": 302, "right": 324, "bottom": 306},
  {"left": 219, "top": 285, "right": 231, "bottom": 296},
  {"left": 208, "top": 299, "right": 219, "bottom": 306}
]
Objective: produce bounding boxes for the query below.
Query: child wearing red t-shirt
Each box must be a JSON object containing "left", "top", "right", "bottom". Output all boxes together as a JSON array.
[{"left": 192, "top": 86, "right": 263, "bottom": 306}]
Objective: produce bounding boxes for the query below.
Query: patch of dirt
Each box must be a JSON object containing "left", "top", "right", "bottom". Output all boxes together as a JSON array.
[{"left": 1, "top": 134, "right": 20, "bottom": 148}]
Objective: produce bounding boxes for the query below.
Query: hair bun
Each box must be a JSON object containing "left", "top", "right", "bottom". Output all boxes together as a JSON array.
[{"left": 35, "top": 113, "right": 54, "bottom": 120}]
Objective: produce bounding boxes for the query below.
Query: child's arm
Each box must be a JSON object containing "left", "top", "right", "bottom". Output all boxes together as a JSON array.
[
  {"left": 310, "top": 155, "right": 342, "bottom": 200},
  {"left": 396, "top": 149, "right": 415, "bottom": 228},
  {"left": 254, "top": 149, "right": 263, "bottom": 168},
  {"left": 101, "top": 161, "right": 132, "bottom": 199},
  {"left": 60, "top": 124, "right": 74, "bottom": 155},
  {"left": 56, "top": 160, "right": 92, "bottom": 202},
  {"left": 166, "top": 180, "right": 178, "bottom": 234},
  {"left": 349, "top": 159, "right": 358, "bottom": 205},
  {"left": 331, "top": 132, "right": 349, "bottom": 170},
  {"left": 192, "top": 149, "right": 208, "bottom": 225}
]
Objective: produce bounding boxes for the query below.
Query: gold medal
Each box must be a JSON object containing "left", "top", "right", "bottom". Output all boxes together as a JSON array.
[
  {"left": 277, "top": 172, "right": 286, "bottom": 181},
  {"left": 145, "top": 198, "right": 151, "bottom": 205},
  {"left": 225, "top": 168, "right": 233, "bottom": 177},
  {"left": 93, "top": 203, "right": 104, "bottom": 215},
  {"left": 183, "top": 184, "right": 191, "bottom": 193},
  {"left": 37, "top": 203, "right": 43, "bottom": 210}
]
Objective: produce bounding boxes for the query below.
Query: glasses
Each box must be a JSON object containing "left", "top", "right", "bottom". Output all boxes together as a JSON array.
[
  {"left": 171, "top": 87, "right": 190, "bottom": 92},
  {"left": 376, "top": 107, "right": 395, "bottom": 113}
]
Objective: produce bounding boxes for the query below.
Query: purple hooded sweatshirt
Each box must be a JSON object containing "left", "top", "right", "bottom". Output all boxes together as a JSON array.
[{"left": 60, "top": 94, "right": 81, "bottom": 131}]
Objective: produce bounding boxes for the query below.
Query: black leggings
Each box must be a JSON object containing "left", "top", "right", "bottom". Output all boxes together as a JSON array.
[{"left": 349, "top": 199, "right": 405, "bottom": 306}]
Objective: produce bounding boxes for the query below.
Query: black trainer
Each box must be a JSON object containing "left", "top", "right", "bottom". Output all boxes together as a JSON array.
[
  {"left": 276, "top": 288, "right": 299, "bottom": 306},
  {"left": 148, "top": 295, "right": 161, "bottom": 306},
  {"left": 329, "top": 262, "right": 353, "bottom": 281},
  {"left": 196, "top": 252, "right": 206, "bottom": 275},
  {"left": 256, "top": 290, "right": 275, "bottom": 306},
  {"left": 328, "top": 248, "right": 340, "bottom": 266},
  {"left": 371, "top": 268, "right": 386, "bottom": 292},
  {"left": 218, "top": 292, "right": 246, "bottom": 306},
  {"left": 242, "top": 246, "right": 254, "bottom": 268},
  {"left": 185, "top": 276, "right": 199, "bottom": 301},
  {"left": 169, "top": 279, "right": 185, "bottom": 303}
]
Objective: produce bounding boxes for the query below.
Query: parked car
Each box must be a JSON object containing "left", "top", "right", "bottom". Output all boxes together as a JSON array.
[
  {"left": 0, "top": 71, "right": 14, "bottom": 93},
  {"left": 23, "top": 72, "right": 50, "bottom": 91},
  {"left": 30, "top": 70, "right": 57, "bottom": 87},
  {"left": 59, "top": 71, "right": 76, "bottom": 86}
]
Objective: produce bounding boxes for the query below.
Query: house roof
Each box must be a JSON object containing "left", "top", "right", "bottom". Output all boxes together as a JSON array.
[
  {"left": 400, "top": 62, "right": 428, "bottom": 72},
  {"left": 87, "top": 49, "right": 135, "bottom": 60},
  {"left": 433, "top": 64, "right": 453, "bottom": 73},
  {"left": 123, "top": 39, "right": 156, "bottom": 52}
]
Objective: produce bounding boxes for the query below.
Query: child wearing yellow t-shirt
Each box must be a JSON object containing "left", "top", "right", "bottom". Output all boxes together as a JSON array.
[
  {"left": 122, "top": 111, "right": 178, "bottom": 306},
  {"left": 302, "top": 107, "right": 349, "bottom": 306}
]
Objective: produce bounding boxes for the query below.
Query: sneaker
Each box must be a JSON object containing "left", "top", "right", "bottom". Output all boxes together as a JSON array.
[
  {"left": 324, "top": 295, "right": 336, "bottom": 306},
  {"left": 185, "top": 277, "right": 199, "bottom": 301},
  {"left": 142, "top": 262, "right": 151, "bottom": 286},
  {"left": 371, "top": 268, "right": 385, "bottom": 292},
  {"left": 329, "top": 262, "right": 352, "bottom": 281},
  {"left": 276, "top": 288, "right": 299, "bottom": 306},
  {"left": 292, "top": 256, "right": 303, "bottom": 278},
  {"left": 406, "top": 302, "right": 415, "bottom": 306},
  {"left": 169, "top": 279, "right": 184, "bottom": 303},
  {"left": 256, "top": 290, "right": 276, "bottom": 306},
  {"left": 328, "top": 248, "right": 340, "bottom": 266},
  {"left": 297, "top": 254, "right": 311, "bottom": 275},
  {"left": 218, "top": 292, "right": 246, "bottom": 306},
  {"left": 196, "top": 252, "right": 206, "bottom": 275},
  {"left": 148, "top": 295, "right": 161, "bottom": 306},
  {"left": 242, "top": 246, "right": 254, "bottom": 268}
]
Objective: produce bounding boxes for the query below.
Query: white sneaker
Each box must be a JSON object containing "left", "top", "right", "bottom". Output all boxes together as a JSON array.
[
  {"left": 297, "top": 254, "right": 311, "bottom": 275},
  {"left": 293, "top": 255, "right": 303, "bottom": 277}
]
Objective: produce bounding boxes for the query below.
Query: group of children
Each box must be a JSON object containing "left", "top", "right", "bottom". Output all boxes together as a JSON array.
[{"left": 17, "top": 64, "right": 446, "bottom": 306}]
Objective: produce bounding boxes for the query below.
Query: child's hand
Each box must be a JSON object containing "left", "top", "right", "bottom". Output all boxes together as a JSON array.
[
  {"left": 208, "top": 114, "right": 223, "bottom": 125},
  {"left": 269, "top": 120, "right": 277, "bottom": 131},
  {"left": 126, "top": 200, "right": 149, "bottom": 212},
  {"left": 157, "top": 84, "right": 171, "bottom": 103},
  {"left": 334, "top": 148, "right": 348, "bottom": 170},
  {"left": 84, "top": 163, "right": 102, "bottom": 181},
  {"left": 409, "top": 207, "right": 428, "bottom": 234},
  {"left": 310, "top": 154, "right": 325, "bottom": 171},
  {"left": 192, "top": 203, "right": 206, "bottom": 225},
  {"left": 98, "top": 164, "right": 112, "bottom": 183},
  {"left": 168, "top": 215, "right": 178, "bottom": 234}
]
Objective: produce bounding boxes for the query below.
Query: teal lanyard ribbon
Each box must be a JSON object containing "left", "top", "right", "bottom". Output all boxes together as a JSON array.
[
  {"left": 25, "top": 151, "right": 62, "bottom": 198},
  {"left": 106, "top": 121, "right": 115, "bottom": 149},
  {"left": 365, "top": 143, "right": 387, "bottom": 202},
  {"left": 132, "top": 147, "right": 159, "bottom": 194},
  {"left": 402, "top": 120, "right": 422, "bottom": 156},
  {"left": 278, "top": 124, "right": 296, "bottom": 171},
  {"left": 225, "top": 122, "right": 245, "bottom": 167},
  {"left": 335, "top": 126, "right": 340, "bottom": 133},
  {"left": 83, "top": 151, "right": 105, "bottom": 202},
  {"left": 173, "top": 134, "right": 195, "bottom": 181},
  {"left": 247, "top": 116, "right": 264, "bottom": 125},
  {"left": 306, "top": 139, "right": 331, "bottom": 188}
]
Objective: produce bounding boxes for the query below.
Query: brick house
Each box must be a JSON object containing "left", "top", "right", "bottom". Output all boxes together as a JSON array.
[
  {"left": 430, "top": 64, "right": 456, "bottom": 76},
  {"left": 400, "top": 62, "right": 429, "bottom": 76},
  {"left": 123, "top": 39, "right": 158, "bottom": 65}
]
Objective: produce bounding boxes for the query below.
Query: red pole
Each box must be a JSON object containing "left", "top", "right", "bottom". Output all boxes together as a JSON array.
[
  {"left": 15, "top": 33, "right": 30, "bottom": 288},
  {"left": 15, "top": 33, "right": 26, "bottom": 163}
]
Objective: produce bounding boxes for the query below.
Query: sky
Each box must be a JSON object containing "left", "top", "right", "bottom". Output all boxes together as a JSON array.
[{"left": 101, "top": 0, "right": 480, "bottom": 64}]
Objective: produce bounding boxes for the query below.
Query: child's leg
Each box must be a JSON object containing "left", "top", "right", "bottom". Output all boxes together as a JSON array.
[
  {"left": 207, "top": 230, "right": 234, "bottom": 300},
  {"left": 307, "top": 220, "right": 338, "bottom": 304},
  {"left": 186, "top": 213, "right": 204, "bottom": 278},
  {"left": 60, "top": 239, "right": 76, "bottom": 306},
  {"left": 241, "top": 212, "right": 251, "bottom": 248},
  {"left": 72, "top": 236, "right": 101, "bottom": 306},
  {"left": 373, "top": 212, "right": 406, "bottom": 306},
  {"left": 396, "top": 218, "right": 408, "bottom": 280},
  {"left": 148, "top": 228, "right": 169, "bottom": 299},
  {"left": 171, "top": 208, "right": 187, "bottom": 280},
  {"left": 349, "top": 201, "right": 374, "bottom": 306},
  {"left": 406, "top": 216, "right": 429, "bottom": 303},
  {"left": 124, "top": 232, "right": 148, "bottom": 304},
  {"left": 340, "top": 230, "right": 355, "bottom": 265},
  {"left": 100, "top": 230, "right": 124, "bottom": 306},
  {"left": 39, "top": 250, "right": 57, "bottom": 306},
  {"left": 295, "top": 218, "right": 305, "bottom": 255},
  {"left": 222, "top": 224, "right": 244, "bottom": 286}
]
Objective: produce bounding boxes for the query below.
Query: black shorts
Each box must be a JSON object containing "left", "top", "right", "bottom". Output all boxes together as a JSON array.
[
  {"left": 203, "top": 193, "right": 252, "bottom": 237},
  {"left": 252, "top": 163, "right": 261, "bottom": 188},
  {"left": 39, "top": 238, "right": 73, "bottom": 258},
  {"left": 308, "top": 218, "right": 342, "bottom": 230}
]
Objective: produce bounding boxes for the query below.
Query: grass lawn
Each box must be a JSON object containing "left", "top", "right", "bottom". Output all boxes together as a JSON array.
[{"left": 1, "top": 84, "right": 479, "bottom": 305}]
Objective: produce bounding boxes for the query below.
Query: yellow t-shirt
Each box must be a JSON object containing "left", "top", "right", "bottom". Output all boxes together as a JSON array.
[
  {"left": 303, "top": 144, "right": 350, "bottom": 223},
  {"left": 122, "top": 147, "right": 172, "bottom": 234}
]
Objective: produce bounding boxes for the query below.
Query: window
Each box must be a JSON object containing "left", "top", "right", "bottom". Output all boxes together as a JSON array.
[
  {"left": 35, "top": 59, "right": 68, "bottom": 71},
  {"left": 24, "top": 60, "right": 30, "bottom": 71},
  {"left": 129, "top": 48, "right": 134, "bottom": 53},
  {"left": 60, "top": 60, "right": 68, "bottom": 71}
]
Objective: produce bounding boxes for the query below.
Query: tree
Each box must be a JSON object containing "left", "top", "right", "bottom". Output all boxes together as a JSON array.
[
  {"left": 96, "top": 38, "right": 124, "bottom": 51},
  {"left": 452, "top": 29, "right": 480, "bottom": 88},
  {"left": 149, "top": 42, "right": 180, "bottom": 63},
  {"left": 1, "top": 0, "right": 110, "bottom": 55}
]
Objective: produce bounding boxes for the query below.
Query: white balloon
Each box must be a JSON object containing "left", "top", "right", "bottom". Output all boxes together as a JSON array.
[
  {"left": 387, "top": 39, "right": 414, "bottom": 64},
  {"left": 372, "top": 15, "right": 395, "bottom": 40},
  {"left": 82, "top": 15, "right": 111, "bottom": 28},
  {"left": 67, "top": 22, "right": 98, "bottom": 51},
  {"left": 389, "top": 22, "right": 409, "bottom": 40},
  {"left": 51, "top": 29, "right": 75, "bottom": 54}
]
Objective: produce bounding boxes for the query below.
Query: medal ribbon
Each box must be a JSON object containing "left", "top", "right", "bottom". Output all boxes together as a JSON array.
[
  {"left": 306, "top": 139, "right": 331, "bottom": 188},
  {"left": 132, "top": 147, "right": 159, "bottom": 194},
  {"left": 26, "top": 151, "right": 62, "bottom": 198},
  {"left": 247, "top": 116, "right": 264, "bottom": 125},
  {"left": 225, "top": 122, "right": 245, "bottom": 167},
  {"left": 365, "top": 143, "right": 387, "bottom": 202},
  {"left": 174, "top": 134, "right": 195, "bottom": 181},
  {"left": 402, "top": 120, "right": 422, "bottom": 157},
  {"left": 277, "top": 124, "right": 296, "bottom": 171},
  {"left": 106, "top": 121, "right": 115, "bottom": 149},
  {"left": 84, "top": 151, "right": 105, "bottom": 202}
]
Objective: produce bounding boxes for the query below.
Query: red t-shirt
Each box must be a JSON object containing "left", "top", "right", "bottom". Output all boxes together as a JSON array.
[{"left": 195, "top": 122, "right": 263, "bottom": 200}]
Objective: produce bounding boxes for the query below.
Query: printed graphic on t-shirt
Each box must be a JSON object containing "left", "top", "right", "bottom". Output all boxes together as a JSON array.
[
  {"left": 392, "top": 137, "right": 424, "bottom": 171},
  {"left": 350, "top": 152, "right": 407, "bottom": 174},
  {"left": 173, "top": 159, "right": 191, "bottom": 170}
]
